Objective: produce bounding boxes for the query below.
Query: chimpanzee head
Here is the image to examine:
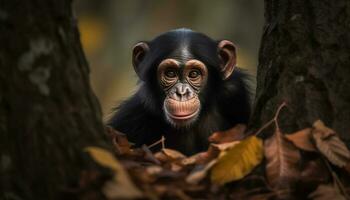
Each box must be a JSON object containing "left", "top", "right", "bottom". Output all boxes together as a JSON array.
[{"left": 132, "top": 29, "right": 237, "bottom": 128}]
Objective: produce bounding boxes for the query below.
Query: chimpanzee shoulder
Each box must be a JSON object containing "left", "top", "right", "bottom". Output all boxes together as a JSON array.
[
  {"left": 108, "top": 91, "right": 165, "bottom": 147},
  {"left": 215, "top": 68, "right": 252, "bottom": 128}
]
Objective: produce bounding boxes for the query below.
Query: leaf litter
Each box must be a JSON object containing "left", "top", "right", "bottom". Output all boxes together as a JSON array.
[{"left": 82, "top": 103, "right": 350, "bottom": 199}]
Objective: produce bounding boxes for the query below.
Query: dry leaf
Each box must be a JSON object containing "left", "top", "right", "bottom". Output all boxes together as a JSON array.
[
  {"left": 170, "top": 163, "right": 183, "bottom": 172},
  {"left": 208, "top": 124, "right": 246, "bottom": 143},
  {"left": 145, "top": 165, "right": 163, "bottom": 175},
  {"left": 285, "top": 128, "right": 316, "bottom": 151},
  {"left": 181, "top": 152, "right": 209, "bottom": 165},
  {"left": 211, "top": 140, "right": 240, "bottom": 151},
  {"left": 181, "top": 142, "right": 232, "bottom": 166},
  {"left": 85, "top": 147, "right": 143, "bottom": 199},
  {"left": 264, "top": 128, "right": 301, "bottom": 188},
  {"left": 153, "top": 148, "right": 187, "bottom": 164},
  {"left": 313, "top": 120, "right": 336, "bottom": 138},
  {"left": 106, "top": 127, "right": 131, "bottom": 155},
  {"left": 308, "top": 183, "right": 346, "bottom": 200},
  {"left": 142, "top": 145, "right": 161, "bottom": 165},
  {"left": 210, "top": 136, "right": 263, "bottom": 185},
  {"left": 162, "top": 148, "right": 187, "bottom": 160},
  {"left": 312, "top": 128, "right": 350, "bottom": 167},
  {"left": 154, "top": 151, "right": 169, "bottom": 163},
  {"left": 186, "top": 159, "right": 218, "bottom": 184}
]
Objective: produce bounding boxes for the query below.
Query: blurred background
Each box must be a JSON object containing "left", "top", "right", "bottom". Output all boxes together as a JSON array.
[{"left": 74, "top": 0, "right": 264, "bottom": 120}]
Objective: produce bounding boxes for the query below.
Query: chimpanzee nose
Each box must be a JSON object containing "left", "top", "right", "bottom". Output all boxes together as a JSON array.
[{"left": 170, "top": 83, "right": 194, "bottom": 101}]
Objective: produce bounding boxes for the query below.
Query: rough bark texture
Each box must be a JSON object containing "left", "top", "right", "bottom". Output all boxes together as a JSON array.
[
  {"left": 251, "top": 0, "right": 350, "bottom": 144},
  {"left": 0, "top": 1, "right": 107, "bottom": 199}
]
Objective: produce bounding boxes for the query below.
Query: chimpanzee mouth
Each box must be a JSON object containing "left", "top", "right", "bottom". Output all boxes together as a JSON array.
[
  {"left": 164, "top": 97, "right": 200, "bottom": 126},
  {"left": 167, "top": 109, "right": 199, "bottom": 120}
]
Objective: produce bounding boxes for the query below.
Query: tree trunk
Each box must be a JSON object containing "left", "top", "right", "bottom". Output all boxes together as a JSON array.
[
  {"left": 0, "top": 1, "right": 107, "bottom": 199},
  {"left": 251, "top": 0, "right": 350, "bottom": 143}
]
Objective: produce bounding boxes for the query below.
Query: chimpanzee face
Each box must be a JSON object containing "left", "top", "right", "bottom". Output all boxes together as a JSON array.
[
  {"left": 157, "top": 58, "right": 208, "bottom": 127},
  {"left": 131, "top": 29, "right": 236, "bottom": 128}
]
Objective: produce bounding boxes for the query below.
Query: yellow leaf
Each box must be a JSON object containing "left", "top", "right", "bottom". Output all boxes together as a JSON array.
[
  {"left": 85, "top": 147, "right": 143, "bottom": 199},
  {"left": 210, "top": 136, "right": 263, "bottom": 185},
  {"left": 85, "top": 146, "right": 121, "bottom": 171}
]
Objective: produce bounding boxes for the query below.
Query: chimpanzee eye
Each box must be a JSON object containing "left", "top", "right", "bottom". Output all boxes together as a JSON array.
[
  {"left": 165, "top": 69, "right": 177, "bottom": 78},
  {"left": 188, "top": 70, "right": 200, "bottom": 78}
]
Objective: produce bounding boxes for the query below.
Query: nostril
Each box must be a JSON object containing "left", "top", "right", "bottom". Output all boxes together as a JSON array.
[
  {"left": 175, "top": 90, "right": 182, "bottom": 98},
  {"left": 184, "top": 87, "right": 191, "bottom": 95},
  {"left": 186, "top": 91, "right": 193, "bottom": 99}
]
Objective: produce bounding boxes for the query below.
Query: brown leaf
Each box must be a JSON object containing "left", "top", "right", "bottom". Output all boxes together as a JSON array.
[
  {"left": 154, "top": 151, "right": 169, "bottom": 163},
  {"left": 208, "top": 124, "right": 246, "bottom": 143},
  {"left": 181, "top": 152, "right": 209, "bottom": 166},
  {"left": 308, "top": 183, "right": 346, "bottom": 200},
  {"left": 285, "top": 128, "right": 316, "bottom": 151},
  {"left": 313, "top": 120, "right": 336, "bottom": 138},
  {"left": 170, "top": 162, "right": 183, "bottom": 172},
  {"left": 264, "top": 128, "right": 301, "bottom": 188},
  {"left": 180, "top": 142, "right": 231, "bottom": 166},
  {"left": 153, "top": 148, "right": 187, "bottom": 165},
  {"left": 312, "top": 129, "right": 350, "bottom": 167},
  {"left": 106, "top": 126, "right": 131, "bottom": 155},
  {"left": 162, "top": 148, "right": 187, "bottom": 160},
  {"left": 145, "top": 165, "right": 163, "bottom": 175}
]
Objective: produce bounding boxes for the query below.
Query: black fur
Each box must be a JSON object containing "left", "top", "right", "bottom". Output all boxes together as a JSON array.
[{"left": 108, "top": 29, "right": 252, "bottom": 155}]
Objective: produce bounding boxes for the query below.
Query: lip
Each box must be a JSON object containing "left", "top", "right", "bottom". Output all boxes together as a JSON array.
[{"left": 167, "top": 109, "right": 199, "bottom": 120}]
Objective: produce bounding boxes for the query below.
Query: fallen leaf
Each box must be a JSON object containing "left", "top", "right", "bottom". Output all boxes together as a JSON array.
[
  {"left": 264, "top": 128, "right": 301, "bottom": 188},
  {"left": 211, "top": 140, "right": 240, "bottom": 151},
  {"left": 285, "top": 128, "right": 316, "bottom": 151},
  {"left": 170, "top": 163, "right": 183, "bottom": 172},
  {"left": 312, "top": 129, "right": 350, "bottom": 167},
  {"left": 154, "top": 151, "right": 169, "bottom": 163},
  {"left": 186, "top": 159, "right": 218, "bottom": 184},
  {"left": 106, "top": 127, "right": 131, "bottom": 155},
  {"left": 145, "top": 165, "right": 163, "bottom": 175},
  {"left": 162, "top": 148, "right": 187, "bottom": 160},
  {"left": 153, "top": 148, "right": 187, "bottom": 164},
  {"left": 208, "top": 124, "right": 246, "bottom": 143},
  {"left": 142, "top": 145, "right": 161, "bottom": 165},
  {"left": 210, "top": 136, "right": 263, "bottom": 185},
  {"left": 308, "top": 183, "right": 346, "bottom": 200},
  {"left": 85, "top": 147, "right": 143, "bottom": 199},
  {"left": 180, "top": 143, "right": 224, "bottom": 166},
  {"left": 313, "top": 120, "right": 336, "bottom": 138},
  {"left": 181, "top": 152, "right": 209, "bottom": 165}
]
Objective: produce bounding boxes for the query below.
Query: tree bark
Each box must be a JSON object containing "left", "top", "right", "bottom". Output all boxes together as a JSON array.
[
  {"left": 0, "top": 1, "right": 107, "bottom": 199},
  {"left": 251, "top": 0, "right": 350, "bottom": 143}
]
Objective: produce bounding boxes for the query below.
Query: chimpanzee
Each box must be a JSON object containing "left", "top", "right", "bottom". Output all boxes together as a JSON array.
[{"left": 108, "top": 28, "right": 252, "bottom": 155}]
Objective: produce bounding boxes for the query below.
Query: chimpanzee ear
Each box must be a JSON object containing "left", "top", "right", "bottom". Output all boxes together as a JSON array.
[
  {"left": 218, "top": 40, "right": 237, "bottom": 80},
  {"left": 132, "top": 42, "right": 149, "bottom": 80}
]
